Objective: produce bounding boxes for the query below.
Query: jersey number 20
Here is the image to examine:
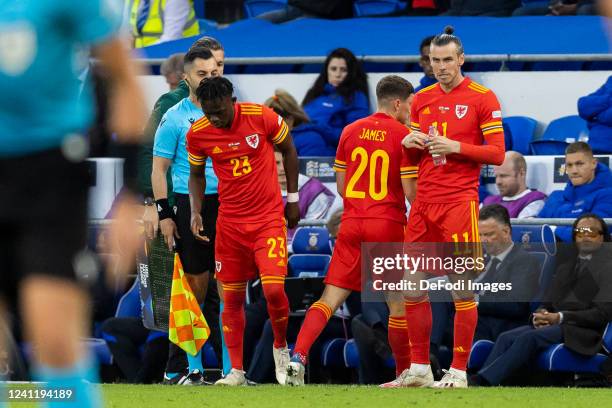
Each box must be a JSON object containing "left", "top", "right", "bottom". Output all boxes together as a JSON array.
[{"left": 345, "top": 147, "right": 389, "bottom": 201}]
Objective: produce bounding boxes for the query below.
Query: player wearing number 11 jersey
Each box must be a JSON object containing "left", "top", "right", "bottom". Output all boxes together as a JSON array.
[
  {"left": 186, "top": 77, "right": 300, "bottom": 386},
  {"left": 392, "top": 27, "right": 505, "bottom": 389},
  {"left": 286, "top": 75, "right": 416, "bottom": 386}
]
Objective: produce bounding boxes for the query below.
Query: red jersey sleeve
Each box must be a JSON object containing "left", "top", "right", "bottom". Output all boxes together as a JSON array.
[
  {"left": 186, "top": 127, "right": 207, "bottom": 166},
  {"left": 458, "top": 90, "right": 505, "bottom": 165},
  {"left": 400, "top": 147, "right": 418, "bottom": 179},
  {"left": 409, "top": 94, "right": 422, "bottom": 133},
  {"left": 262, "top": 105, "right": 290, "bottom": 145},
  {"left": 333, "top": 128, "right": 348, "bottom": 172},
  {"left": 405, "top": 95, "right": 424, "bottom": 171}
]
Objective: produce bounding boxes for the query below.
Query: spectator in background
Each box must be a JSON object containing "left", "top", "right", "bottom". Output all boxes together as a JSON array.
[
  {"left": 265, "top": 90, "right": 336, "bottom": 156},
  {"left": 443, "top": 0, "right": 521, "bottom": 15},
  {"left": 257, "top": 0, "right": 353, "bottom": 23},
  {"left": 578, "top": 76, "right": 612, "bottom": 154},
  {"left": 302, "top": 48, "right": 370, "bottom": 146},
  {"left": 274, "top": 151, "right": 335, "bottom": 228},
  {"left": 471, "top": 213, "right": 612, "bottom": 386},
  {"left": 483, "top": 151, "right": 547, "bottom": 218},
  {"left": 380, "top": 1, "right": 450, "bottom": 16},
  {"left": 160, "top": 53, "right": 185, "bottom": 91},
  {"left": 430, "top": 205, "right": 540, "bottom": 367},
  {"left": 416, "top": 36, "right": 437, "bottom": 92},
  {"left": 538, "top": 142, "right": 612, "bottom": 241},
  {"left": 512, "top": 0, "right": 597, "bottom": 16},
  {"left": 127, "top": 0, "right": 200, "bottom": 48}
]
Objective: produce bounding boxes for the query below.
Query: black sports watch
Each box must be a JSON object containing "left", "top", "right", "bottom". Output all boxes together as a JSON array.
[{"left": 143, "top": 197, "right": 155, "bottom": 206}]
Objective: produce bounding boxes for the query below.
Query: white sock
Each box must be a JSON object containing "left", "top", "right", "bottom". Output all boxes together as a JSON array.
[{"left": 409, "top": 363, "right": 430, "bottom": 376}]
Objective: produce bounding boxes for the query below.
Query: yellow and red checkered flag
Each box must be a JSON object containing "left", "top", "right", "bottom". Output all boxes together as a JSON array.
[{"left": 168, "top": 253, "right": 209, "bottom": 356}]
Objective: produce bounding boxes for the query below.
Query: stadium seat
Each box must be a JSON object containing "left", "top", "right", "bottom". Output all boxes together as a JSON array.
[
  {"left": 530, "top": 140, "right": 569, "bottom": 155},
  {"left": 288, "top": 254, "right": 331, "bottom": 277},
  {"left": 203, "top": 342, "right": 219, "bottom": 368},
  {"left": 343, "top": 339, "right": 359, "bottom": 368},
  {"left": 503, "top": 116, "right": 538, "bottom": 155},
  {"left": 539, "top": 115, "right": 589, "bottom": 143},
  {"left": 321, "top": 338, "right": 347, "bottom": 367},
  {"left": 510, "top": 224, "right": 557, "bottom": 309},
  {"left": 530, "top": 115, "right": 588, "bottom": 155},
  {"left": 292, "top": 227, "right": 332, "bottom": 255},
  {"left": 115, "top": 278, "right": 142, "bottom": 318},
  {"left": 467, "top": 339, "right": 495, "bottom": 371},
  {"left": 537, "top": 322, "right": 612, "bottom": 373},
  {"left": 244, "top": 0, "right": 288, "bottom": 18},
  {"left": 353, "top": 0, "right": 406, "bottom": 17}
]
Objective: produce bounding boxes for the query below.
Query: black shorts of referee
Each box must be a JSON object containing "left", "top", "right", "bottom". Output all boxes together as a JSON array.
[{"left": 173, "top": 193, "right": 218, "bottom": 275}]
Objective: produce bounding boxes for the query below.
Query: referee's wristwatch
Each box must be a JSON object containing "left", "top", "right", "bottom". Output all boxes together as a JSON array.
[{"left": 144, "top": 197, "right": 155, "bottom": 207}]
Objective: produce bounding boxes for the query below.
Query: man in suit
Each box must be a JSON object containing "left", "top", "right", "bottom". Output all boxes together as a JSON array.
[
  {"left": 430, "top": 204, "right": 541, "bottom": 362},
  {"left": 471, "top": 213, "right": 612, "bottom": 386}
]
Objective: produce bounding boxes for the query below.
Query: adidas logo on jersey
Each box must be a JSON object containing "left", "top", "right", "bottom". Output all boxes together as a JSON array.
[
  {"left": 276, "top": 259, "right": 286, "bottom": 267},
  {"left": 212, "top": 146, "right": 223, "bottom": 154}
]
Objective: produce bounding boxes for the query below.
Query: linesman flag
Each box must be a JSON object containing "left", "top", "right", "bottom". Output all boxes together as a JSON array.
[{"left": 168, "top": 253, "right": 209, "bottom": 355}]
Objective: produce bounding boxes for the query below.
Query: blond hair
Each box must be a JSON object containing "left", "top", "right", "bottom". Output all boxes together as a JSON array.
[{"left": 264, "top": 89, "right": 310, "bottom": 128}]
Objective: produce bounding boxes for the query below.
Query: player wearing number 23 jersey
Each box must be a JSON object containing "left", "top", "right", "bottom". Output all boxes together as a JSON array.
[{"left": 186, "top": 78, "right": 299, "bottom": 383}]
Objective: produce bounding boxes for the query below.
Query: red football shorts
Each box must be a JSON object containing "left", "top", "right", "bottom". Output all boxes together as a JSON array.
[
  {"left": 214, "top": 217, "right": 287, "bottom": 283},
  {"left": 405, "top": 200, "right": 480, "bottom": 243},
  {"left": 325, "top": 218, "right": 405, "bottom": 292}
]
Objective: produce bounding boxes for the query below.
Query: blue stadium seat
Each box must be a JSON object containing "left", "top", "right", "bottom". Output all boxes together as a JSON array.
[
  {"left": 115, "top": 278, "right": 141, "bottom": 318},
  {"left": 244, "top": 0, "right": 288, "bottom": 18},
  {"left": 530, "top": 115, "right": 588, "bottom": 155},
  {"left": 343, "top": 339, "right": 359, "bottom": 368},
  {"left": 510, "top": 224, "right": 557, "bottom": 309},
  {"left": 353, "top": 0, "right": 406, "bottom": 16},
  {"left": 467, "top": 339, "right": 495, "bottom": 370},
  {"left": 537, "top": 322, "right": 612, "bottom": 373},
  {"left": 292, "top": 227, "right": 332, "bottom": 255},
  {"left": 203, "top": 342, "right": 219, "bottom": 368},
  {"left": 321, "top": 338, "right": 347, "bottom": 367},
  {"left": 288, "top": 254, "right": 331, "bottom": 277},
  {"left": 538, "top": 115, "right": 589, "bottom": 143},
  {"left": 503, "top": 116, "right": 538, "bottom": 155},
  {"left": 530, "top": 140, "right": 569, "bottom": 155}
]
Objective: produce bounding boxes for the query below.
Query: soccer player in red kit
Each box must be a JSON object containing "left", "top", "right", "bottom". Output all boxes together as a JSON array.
[
  {"left": 286, "top": 75, "right": 416, "bottom": 386},
  {"left": 186, "top": 77, "right": 300, "bottom": 386},
  {"left": 388, "top": 27, "right": 505, "bottom": 388}
]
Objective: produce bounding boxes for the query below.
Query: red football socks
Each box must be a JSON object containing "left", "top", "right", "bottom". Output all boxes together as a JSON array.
[
  {"left": 452, "top": 300, "right": 478, "bottom": 371},
  {"left": 404, "top": 297, "right": 432, "bottom": 365},
  {"left": 261, "top": 276, "right": 290, "bottom": 348},
  {"left": 387, "top": 315, "right": 411, "bottom": 376},
  {"left": 293, "top": 300, "right": 333, "bottom": 360},
  {"left": 221, "top": 282, "right": 247, "bottom": 370}
]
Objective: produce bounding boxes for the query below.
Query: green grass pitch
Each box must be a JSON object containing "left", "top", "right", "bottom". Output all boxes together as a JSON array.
[{"left": 94, "top": 384, "right": 612, "bottom": 408}]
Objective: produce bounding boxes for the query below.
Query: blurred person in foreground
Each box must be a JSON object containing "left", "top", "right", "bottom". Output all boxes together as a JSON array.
[{"left": 0, "top": 1, "right": 146, "bottom": 407}]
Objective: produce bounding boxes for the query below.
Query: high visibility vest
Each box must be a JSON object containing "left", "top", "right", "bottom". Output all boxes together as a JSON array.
[{"left": 129, "top": 0, "right": 199, "bottom": 48}]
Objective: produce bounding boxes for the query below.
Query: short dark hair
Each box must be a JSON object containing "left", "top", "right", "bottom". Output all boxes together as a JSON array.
[
  {"left": 566, "top": 141, "right": 593, "bottom": 156},
  {"left": 479, "top": 204, "right": 511, "bottom": 229},
  {"left": 431, "top": 26, "right": 464, "bottom": 55},
  {"left": 184, "top": 46, "right": 214, "bottom": 69},
  {"left": 192, "top": 36, "right": 223, "bottom": 51},
  {"left": 419, "top": 35, "right": 435, "bottom": 52},
  {"left": 376, "top": 75, "right": 414, "bottom": 104},
  {"left": 196, "top": 76, "right": 234, "bottom": 104},
  {"left": 572, "top": 213, "right": 611, "bottom": 242}
]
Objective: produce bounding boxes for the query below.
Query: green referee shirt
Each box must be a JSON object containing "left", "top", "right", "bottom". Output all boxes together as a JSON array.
[{"left": 137, "top": 80, "right": 190, "bottom": 203}]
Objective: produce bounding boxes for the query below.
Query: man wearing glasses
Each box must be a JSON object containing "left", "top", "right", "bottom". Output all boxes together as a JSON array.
[
  {"left": 469, "top": 213, "right": 612, "bottom": 386},
  {"left": 539, "top": 141, "right": 612, "bottom": 241}
]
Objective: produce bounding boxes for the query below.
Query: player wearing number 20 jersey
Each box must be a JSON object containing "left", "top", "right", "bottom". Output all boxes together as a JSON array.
[{"left": 286, "top": 76, "right": 415, "bottom": 386}]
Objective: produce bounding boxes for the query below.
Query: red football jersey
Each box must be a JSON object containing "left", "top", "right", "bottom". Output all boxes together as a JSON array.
[
  {"left": 333, "top": 112, "right": 412, "bottom": 223},
  {"left": 407, "top": 78, "right": 504, "bottom": 203},
  {"left": 186, "top": 103, "right": 288, "bottom": 223}
]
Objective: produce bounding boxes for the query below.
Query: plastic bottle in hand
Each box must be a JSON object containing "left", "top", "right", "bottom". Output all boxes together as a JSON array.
[{"left": 428, "top": 125, "right": 446, "bottom": 166}]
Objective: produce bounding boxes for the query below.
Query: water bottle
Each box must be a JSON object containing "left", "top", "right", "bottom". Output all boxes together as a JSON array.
[{"left": 429, "top": 125, "right": 446, "bottom": 166}]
